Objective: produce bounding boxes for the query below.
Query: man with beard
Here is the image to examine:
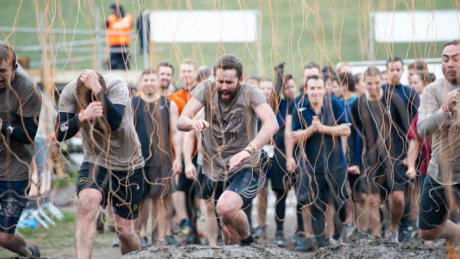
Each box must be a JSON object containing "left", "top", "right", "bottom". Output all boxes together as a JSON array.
[
  {"left": 0, "top": 43, "right": 41, "bottom": 257},
  {"left": 177, "top": 54, "right": 279, "bottom": 246},
  {"left": 157, "top": 61, "right": 175, "bottom": 96},
  {"left": 417, "top": 40, "right": 460, "bottom": 242},
  {"left": 56, "top": 70, "right": 144, "bottom": 258},
  {"left": 133, "top": 69, "right": 182, "bottom": 247}
]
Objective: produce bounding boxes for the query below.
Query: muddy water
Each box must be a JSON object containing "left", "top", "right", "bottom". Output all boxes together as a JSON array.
[
  {"left": 121, "top": 245, "right": 299, "bottom": 259},
  {"left": 313, "top": 238, "right": 447, "bottom": 259}
]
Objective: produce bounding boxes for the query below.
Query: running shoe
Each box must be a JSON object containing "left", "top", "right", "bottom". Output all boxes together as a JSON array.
[
  {"left": 252, "top": 225, "right": 266, "bottom": 239},
  {"left": 140, "top": 236, "right": 150, "bottom": 248},
  {"left": 273, "top": 231, "right": 286, "bottom": 247},
  {"left": 179, "top": 219, "right": 191, "bottom": 235},
  {"left": 28, "top": 245, "right": 40, "bottom": 258}
]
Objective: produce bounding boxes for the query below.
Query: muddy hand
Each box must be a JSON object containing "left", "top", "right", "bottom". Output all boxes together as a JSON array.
[{"left": 229, "top": 150, "right": 251, "bottom": 171}]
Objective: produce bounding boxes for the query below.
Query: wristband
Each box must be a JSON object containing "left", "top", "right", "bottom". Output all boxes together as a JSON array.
[
  {"left": 79, "top": 109, "right": 85, "bottom": 122},
  {"left": 245, "top": 149, "right": 252, "bottom": 155},
  {"left": 248, "top": 143, "right": 257, "bottom": 153},
  {"left": 442, "top": 104, "right": 450, "bottom": 114}
]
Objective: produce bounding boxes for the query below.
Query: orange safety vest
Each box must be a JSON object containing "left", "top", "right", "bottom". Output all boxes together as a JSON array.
[{"left": 106, "top": 13, "right": 133, "bottom": 46}]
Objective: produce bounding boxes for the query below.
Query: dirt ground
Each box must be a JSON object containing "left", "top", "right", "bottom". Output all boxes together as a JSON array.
[
  {"left": 121, "top": 245, "right": 299, "bottom": 259},
  {"left": 313, "top": 238, "right": 448, "bottom": 259},
  {"left": 0, "top": 189, "right": 453, "bottom": 259}
]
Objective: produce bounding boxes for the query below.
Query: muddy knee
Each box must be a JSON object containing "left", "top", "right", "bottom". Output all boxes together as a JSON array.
[
  {"left": 420, "top": 227, "right": 441, "bottom": 241},
  {"left": 0, "top": 233, "right": 13, "bottom": 247},
  {"left": 115, "top": 216, "right": 136, "bottom": 241},
  {"left": 77, "top": 190, "right": 102, "bottom": 218},
  {"left": 216, "top": 192, "right": 243, "bottom": 220}
]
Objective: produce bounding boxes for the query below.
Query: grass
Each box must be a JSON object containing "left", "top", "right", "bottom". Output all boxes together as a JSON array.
[{"left": 0, "top": 0, "right": 456, "bottom": 83}]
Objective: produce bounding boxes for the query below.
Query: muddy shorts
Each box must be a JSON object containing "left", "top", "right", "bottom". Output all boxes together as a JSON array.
[
  {"left": 362, "top": 161, "right": 407, "bottom": 197},
  {"left": 77, "top": 162, "right": 144, "bottom": 220},
  {"left": 142, "top": 166, "right": 175, "bottom": 200},
  {"left": 204, "top": 169, "right": 261, "bottom": 210},
  {"left": 0, "top": 180, "right": 29, "bottom": 234},
  {"left": 419, "top": 174, "right": 460, "bottom": 230}
]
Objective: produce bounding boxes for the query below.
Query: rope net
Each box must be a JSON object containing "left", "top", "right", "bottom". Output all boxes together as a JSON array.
[{"left": 0, "top": 0, "right": 458, "bottom": 248}]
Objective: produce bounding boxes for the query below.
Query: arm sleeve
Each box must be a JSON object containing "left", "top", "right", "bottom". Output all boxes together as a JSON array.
[
  {"left": 417, "top": 85, "right": 448, "bottom": 137},
  {"left": 248, "top": 84, "right": 268, "bottom": 110},
  {"left": 103, "top": 93, "right": 125, "bottom": 131},
  {"left": 1, "top": 117, "right": 39, "bottom": 144},
  {"left": 191, "top": 80, "right": 208, "bottom": 106},
  {"left": 55, "top": 112, "right": 80, "bottom": 142}
]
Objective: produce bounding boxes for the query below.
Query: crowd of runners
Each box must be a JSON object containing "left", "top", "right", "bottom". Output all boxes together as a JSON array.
[{"left": 0, "top": 40, "right": 459, "bottom": 258}]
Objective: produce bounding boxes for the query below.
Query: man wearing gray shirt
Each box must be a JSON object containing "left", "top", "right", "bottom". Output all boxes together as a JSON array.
[
  {"left": 177, "top": 54, "right": 279, "bottom": 246},
  {"left": 417, "top": 40, "right": 460, "bottom": 242}
]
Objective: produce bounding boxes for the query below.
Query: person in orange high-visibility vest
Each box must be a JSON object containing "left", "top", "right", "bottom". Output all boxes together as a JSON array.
[{"left": 106, "top": 4, "right": 132, "bottom": 70}]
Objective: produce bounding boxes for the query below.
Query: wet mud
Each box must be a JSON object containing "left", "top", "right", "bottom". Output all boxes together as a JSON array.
[
  {"left": 121, "top": 244, "right": 300, "bottom": 259},
  {"left": 312, "top": 238, "right": 448, "bottom": 259}
]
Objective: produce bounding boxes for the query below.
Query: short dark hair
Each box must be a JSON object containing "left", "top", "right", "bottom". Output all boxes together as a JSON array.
[
  {"left": 364, "top": 66, "right": 381, "bottom": 80},
  {"left": 303, "top": 62, "right": 320, "bottom": 72},
  {"left": 442, "top": 40, "right": 460, "bottom": 53},
  {"left": 284, "top": 74, "right": 294, "bottom": 85},
  {"left": 408, "top": 60, "right": 427, "bottom": 71},
  {"left": 339, "top": 72, "right": 356, "bottom": 92},
  {"left": 387, "top": 56, "right": 404, "bottom": 67},
  {"left": 157, "top": 61, "right": 174, "bottom": 75},
  {"left": 304, "top": 75, "right": 323, "bottom": 89},
  {"left": 213, "top": 54, "right": 243, "bottom": 79},
  {"left": 354, "top": 73, "right": 363, "bottom": 83},
  {"left": 140, "top": 68, "right": 157, "bottom": 79},
  {"left": 110, "top": 4, "right": 125, "bottom": 17},
  {"left": 0, "top": 43, "right": 17, "bottom": 71}
]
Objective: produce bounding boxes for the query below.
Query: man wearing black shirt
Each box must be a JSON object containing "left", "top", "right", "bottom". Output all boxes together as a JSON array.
[
  {"left": 291, "top": 75, "right": 350, "bottom": 248},
  {"left": 383, "top": 57, "right": 419, "bottom": 242},
  {"left": 349, "top": 66, "right": 410, "bottom": 241}
]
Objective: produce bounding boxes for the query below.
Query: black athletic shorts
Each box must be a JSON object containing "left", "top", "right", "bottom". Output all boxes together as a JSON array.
[
  {"left": 419, "top": 174, "right": 460, "bottom": 230},
  {"left": 77, "top": 162, "right": 144, "bottom": 220},
  {"left": 362, "top": 160, "right": 407, "bottom": 197},
  {"left": 177, "top": 157, "right": 198, "bottom": 193},
  {"left": 193, "top": 165, "right": 210, "bottom": 200},
  {"left": 142, "top": 166, "right": 175, "bottom": 200},
  {"left": 269, "top": 148, "right": 296, "bottom": 193},
  {"left": 204, "top": 169, "right": 262, "bottom": 209},
  {"left": 0, "top": 180, "right": 29, "bottom": 234}
]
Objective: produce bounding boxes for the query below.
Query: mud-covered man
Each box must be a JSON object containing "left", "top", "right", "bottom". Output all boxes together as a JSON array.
[
  {"left": 177, "top": 54, "right": 279, "bottom": 246},
  {"left": 0, "top": 43, "right": 42, "bottom": 257},
  {"left": 56, "top": 69, "right": 144, "bottom": 258}
]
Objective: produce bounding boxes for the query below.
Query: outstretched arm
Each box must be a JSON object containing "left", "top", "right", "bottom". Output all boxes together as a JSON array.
[
  {"left": 229, "top": 103, "right": 279, "bottom": 170},
  {"left": 177, "top": 97, "right": 206, "bottom": 132}
]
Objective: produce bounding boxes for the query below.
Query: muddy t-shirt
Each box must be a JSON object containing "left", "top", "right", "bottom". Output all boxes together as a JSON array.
[
  {"left": 0, "top": 71, "right": 42, "bottom": 181},
  {"left": 192, "top": 79, "right": 267, "bottom": 181},
  {"left": 59, "top": 74, "right": 144, "bottom": 171}
]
